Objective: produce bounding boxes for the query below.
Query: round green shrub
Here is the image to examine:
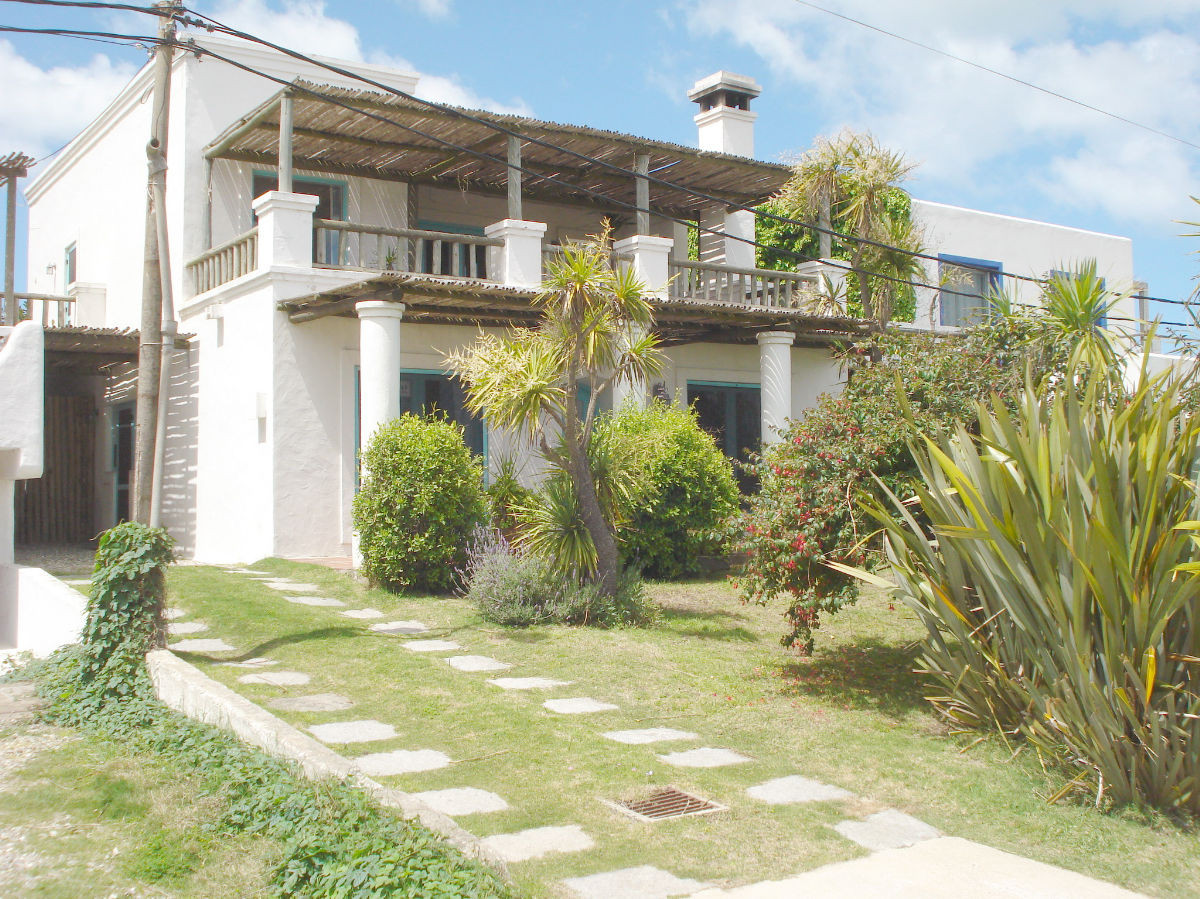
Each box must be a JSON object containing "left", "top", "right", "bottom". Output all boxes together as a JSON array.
[
  {"left": 598, "top": 401, "right": 739, "bottom": 579},
  {"left": 353, "top": 414, "right": 485, "bottom": 593}
]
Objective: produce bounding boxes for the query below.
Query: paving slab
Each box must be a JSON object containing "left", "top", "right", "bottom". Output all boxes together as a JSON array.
[
  {"left": 488, "top": 676, "right": 571, "bottom": 690},
  {"left": 747, "top": 775, "right": 854, "bottom": 805},
  {"left": 282, "top": 595, "right": 346, "bottom": 607},
  {"left": 309, "top": 719, "right": 398, "bottom": 744},
  {"left": 339, "top": 608, "right": 384, "bottom": 619},
  {"left": 371, "top": 620, "right": 429, "bottom": 635},
  {"left": 657, "top": 747, "right": 752, "bottom": 768},
  {"left": 687, "top": 836, "right": 1144, "bottom": 898},
  {"left": 601, "top": 727, "right": 699, "bottom": 745},
  {"left": 834, "top": 809, "right": 941, "bottom": 852},
  {"left": 164, "top": 606, "right": 186, "bottom": 620},
  {"left": 169, "top": 638, "right": 236, "bottom": 653},
  {"left": 480, "top": 824, "right": 594, "bottom": 863},
  {"left": 238, "top": 671, "right": 311, "bottom": 687},
  {"left": 220, "top": 657, "right": 278, "bottom": 668},
  {"left": 262, "top": 580, "right": 321, "bottom": 592},
  {"left": 268, "top": 693, "right": 354, "bottom": 713},
  {"left": 543, "top": 697, "right": 618, "bottom": 714},
  {"left": 447, "top": 655, "right": 511, "bottom": 672},
  {"left": 224, "top": 568, "right": 272, "bottom": 575},
  {"left": 412, "top": 787, "right": 509, "bottom": 816},
  {"left": 354, "top": 749, "right": 452, "bottom": 776},
  {"left": 562, "top": 865, "right": 710, "bottom": 899},
  {"left": 402, "top": 639, "right": 462, "bottom": 653},
  {"left": 168, "top": 621, "right": 208, "bottom": 635},
  {"left": 0, "top": 682, "right": 45, "bottom": 725}
]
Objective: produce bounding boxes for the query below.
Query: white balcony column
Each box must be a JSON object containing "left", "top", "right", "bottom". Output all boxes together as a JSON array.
[
  {"left": 758, "top": 330, "right": 794, "bottom": 445},
  {"left": 484, "top": 219, "right": 547, "bottom": 288},
  {"left": 356, "top": 301, "right": 405, "bottom": 452},
  {"left": 611, "top": 234, "right": 674, "bottom": 409},
  {"left": 252, "top": 191, "right": 319, "bottom": 268},
  {"left": 724, "top": 208, "right": 756, "bottom": 270},
  {"left": 796, "top": 258, "right": 848, "bottom": 305}
]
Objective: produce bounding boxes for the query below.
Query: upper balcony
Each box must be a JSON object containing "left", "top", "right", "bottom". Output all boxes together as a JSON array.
[{"left": 186, "top": 81, "right": 867, "bottom": 344}]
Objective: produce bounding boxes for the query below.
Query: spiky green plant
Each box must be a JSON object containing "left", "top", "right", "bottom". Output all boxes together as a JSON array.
[{"left": 848, "top": 357, "right": 1200, "bottom": 814}]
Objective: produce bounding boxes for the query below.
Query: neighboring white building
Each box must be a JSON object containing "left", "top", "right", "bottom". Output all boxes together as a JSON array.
[{"left": 21, "top": 38, "right": 1141, "bottom": 564}]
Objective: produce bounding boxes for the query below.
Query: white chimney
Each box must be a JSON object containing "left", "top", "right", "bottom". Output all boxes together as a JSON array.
[{"left": 688, "top": 71, "right": 761, "bottom": 157}]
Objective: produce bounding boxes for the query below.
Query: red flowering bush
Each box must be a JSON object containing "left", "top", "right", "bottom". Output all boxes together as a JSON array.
[{"left": 734, "top": 329, "right": 1027, "bottom": 652}]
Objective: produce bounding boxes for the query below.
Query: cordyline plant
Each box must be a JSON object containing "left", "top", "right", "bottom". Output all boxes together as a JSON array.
[
  {"left": 844, "top": 356, "right": 1200, "bottom": 814},
  {"left": 447, "top": 225, "right": 663, "bottom": 598}
]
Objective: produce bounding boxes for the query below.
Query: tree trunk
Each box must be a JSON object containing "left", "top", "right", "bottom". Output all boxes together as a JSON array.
[{"left": 566, "top": 438, "right": 620, "bottom": 599}]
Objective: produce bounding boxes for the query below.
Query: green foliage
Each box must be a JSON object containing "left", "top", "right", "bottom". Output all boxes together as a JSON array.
[
  {"left": 864, "top": 361, "right": 1200, "bottom": 815},
  {"left": 484, "top": 456, "right": 536, "bottom": 540},
  {"left": 463, "top": 528, "right": 656, "bottom": 629},
  {"left": 733, "top": 329, "right": 1025, "bottom": 651},
  {"left": 353, "top": 414, "right": 485, "bottom": 594},
  {"left": 73, "top": 522, "right": 174, "bottom": 707},
  {"left": 596, "top": 401, "right": 739, "bottom": 579},
  {"left": 32, "top": 649, "right": 511, "bottom": 898}
]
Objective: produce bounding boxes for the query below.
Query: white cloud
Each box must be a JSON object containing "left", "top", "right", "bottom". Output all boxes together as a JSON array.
[
  {"left": 396, "top": 0, "right": 453, "bottom": 18},
  {"left": 684, "top": 0, "right": 1200, "bottom": 229},
  {"left": 0, "top": 39, "right": 138, "bottom": 160}
]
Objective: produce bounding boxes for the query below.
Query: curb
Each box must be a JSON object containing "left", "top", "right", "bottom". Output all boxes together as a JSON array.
[{"left": 146, "top": 649, "right": 511, "bottom": 878}]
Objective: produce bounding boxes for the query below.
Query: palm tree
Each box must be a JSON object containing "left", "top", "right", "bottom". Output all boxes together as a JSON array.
[
  {"left": 447, "top": 225, "right": 663, "bottom": 597},
  {"left": 776, "top": 130, "right": 922, "bottom": 326}
]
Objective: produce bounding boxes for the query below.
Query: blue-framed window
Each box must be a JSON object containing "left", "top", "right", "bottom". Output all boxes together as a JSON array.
[
  {"left": 253, "top": 172, "right": 347, "bottom": 264},
  {"left": 938, "top": 254, "right": 1002, "bottom": 328},
  {"left": 687, "top": 380, "right": 760, "bottom": 490}
]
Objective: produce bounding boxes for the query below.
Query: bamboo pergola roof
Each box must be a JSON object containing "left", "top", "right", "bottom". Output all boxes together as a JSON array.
[
  {"left": 277, "top": 274, "right": 872, "bottom": 347},
  {"left": 0, "top": 152, "right": 33, "bottom": 178},
  {"left": 205, "top": 82, "right": 791, "bottom": 218}
]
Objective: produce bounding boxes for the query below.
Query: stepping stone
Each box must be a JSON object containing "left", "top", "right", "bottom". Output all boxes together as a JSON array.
[
  {"left": 225, "top": 568, "right": 271, "bottom": 575},
  {"left": 371, "top": 620, "right": 428, "bottom": 635},
  {"left": 238, "top": 671, "right": 311, "bottom": 686},
  {"left": 657, "top": 747, "right": 751, "bottom": 768},
  {"left": 62, "top": 578, "right": 90, "bottom": 586},
  {"left": 354, "top": 749, "right": 451, "bottom": 776},
  {"left": 283, "top": 595, "right": 346, "bottom": 607},
  {"left": 543, "top": 697, "right": 618, "bottom": 715},
  {"left": 447, "top": 655, "right": 510, "bottom": 672},
  {"left": 602, "top": 727, "right": 698, "bottom": 745},
  {"left": 170, "top": 638, "right": 236, "bottom": 653},
  {"left": 747, "top": 775, "right": 854, "bottom": 805},
  {"left": 164, "top": 606, "right": 186, "bottom": 620},
  {"left": 834, "top": 809, "right": 940, "bottom": 851},
  {"left": 309, "top": 719, "right": 398, "bottom": 744},
  {"left": 263, "top": 581, "right": 320, "bottom": 592},
  {"left": 562, "top": 865, "right": 710, "bottom": 899},
  {"left": 168, "top": 621, "right": 208, "bottom": 635},
  {"left": 401, "top": 639, "right": 461, "bottom": 653},
  {"left": 339, "top": 608, "right": 384, "bottom": 619},
  {"left": 268, "top": 693, "right": 353, "bottom": 713},
  {"left": 488, "top": 676, "right": 571, "bottom": 690},
  {"left": 412, "top": 787, "right": 508, "bottom": 816},
  {"left": 480, "top": 824, "right": 594, "bottom": 863},
  {"left": 220, "top": 657, "right": 278, "bottom": 668}
]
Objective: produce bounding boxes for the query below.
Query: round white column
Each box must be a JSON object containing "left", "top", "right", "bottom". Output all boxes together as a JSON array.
[
  {"left": 757, "top": 330, "right": 794, "bottom": 445},
  {"left": 356, "top": 301, "right": 405, "bottom": 450}
]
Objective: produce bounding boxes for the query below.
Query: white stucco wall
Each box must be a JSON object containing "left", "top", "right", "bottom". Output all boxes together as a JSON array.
[{"left": 910, "top": 199, "right": 1138, "bottom": 330}]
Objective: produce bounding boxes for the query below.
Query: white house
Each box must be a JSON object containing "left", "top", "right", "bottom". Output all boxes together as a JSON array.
[{"left": 20, "top": 36, "right": 1141, "bottom": 565}]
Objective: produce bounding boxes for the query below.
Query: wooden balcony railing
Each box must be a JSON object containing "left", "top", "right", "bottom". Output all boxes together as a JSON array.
[
  {"left": 314, "top": 220, "right": 502, "bottom": 280},
  {"left": 669, "top": 259, "right": 817, "bottom": 308},
  {"left": 186, "top": 227, "right": 258, "bottom": 295}
]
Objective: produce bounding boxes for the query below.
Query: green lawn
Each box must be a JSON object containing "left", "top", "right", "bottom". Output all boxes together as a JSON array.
[
  {"left": 0, "top": 724, "right": 279, "bottom": 897},
  {"left": 167, "top": 563, "right": 1198, "bottom": 897}
]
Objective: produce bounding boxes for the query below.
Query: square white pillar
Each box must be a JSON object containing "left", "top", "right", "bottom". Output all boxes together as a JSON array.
[
  {"left": 758, "top": 330, "right": 794, "bottom": 445},
  {"left": 485, "top": 219, "right": 547, "bottom": 289},
  {"left": 725, "top": 209, "right": 757, "bottom": 270},
  {"left": 252, "top": 191, "right": 320, "bottom": 268},
  {"left": 613, "top": 234, "right": 674, "bottom": 300}
]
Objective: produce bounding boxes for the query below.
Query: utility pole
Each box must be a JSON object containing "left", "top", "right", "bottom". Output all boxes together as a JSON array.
[
  {"left": 132, "top": 2, "right": 179, "bottom": 523},
  {"left": 1, "top": 153, "right": 32, "bottom": 327}
]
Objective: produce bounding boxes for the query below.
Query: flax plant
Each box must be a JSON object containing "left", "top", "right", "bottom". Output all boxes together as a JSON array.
[{"left": 847, "top": 357, "right": 1200, "bottom": 814}]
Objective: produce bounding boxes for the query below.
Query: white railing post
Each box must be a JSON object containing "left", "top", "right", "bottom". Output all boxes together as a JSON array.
[
  {"left": 252, "top": 191, "right": 319, "bottom": 268},
  {"left": 484, "top": 219, "right": 547, "bottom": 288}
]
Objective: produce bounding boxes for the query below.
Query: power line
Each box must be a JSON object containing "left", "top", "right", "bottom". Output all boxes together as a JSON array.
[
  {"left": 787, "top": 0, "right": 1200, "bottom": 154},
  {"left": 7, "top": 16, "right": 1194, "bottom": 320},
  {"left": 0, "top": 0, "right": 172, "bottom": 15}
]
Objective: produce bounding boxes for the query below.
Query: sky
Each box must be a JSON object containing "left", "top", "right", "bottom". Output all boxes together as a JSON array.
[{"left": 2, "top": 0, "right": 1198, "bottom": 322}]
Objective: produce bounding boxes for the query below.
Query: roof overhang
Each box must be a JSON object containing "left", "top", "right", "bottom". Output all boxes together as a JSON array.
[
  {"left": 205, "top": 82, "right": 791, "bottom": 219},
  {"left": 278, "top": 274, "right": 872, "bottom": 347}
]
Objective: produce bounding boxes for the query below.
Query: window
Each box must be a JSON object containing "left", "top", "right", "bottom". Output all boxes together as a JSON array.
[
  {"left": 64, "top": 242, "right": 77, "bottom": 286},
  {"left": 399, "top": 371, "right": 485, "bottom": 457},
  {"left": 252, "top": 173, "right": 346, "bottom": 264},
  {"left": 687, "top": 381, "right": 760, "bottom": 491},
  {"left": 938, "top": 254, "right": 1002, "bottom": 328}
]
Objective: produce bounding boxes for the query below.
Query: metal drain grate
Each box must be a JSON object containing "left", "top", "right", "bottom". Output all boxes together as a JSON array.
[{"left": 605, "top": 787, "right": 726, "bottom": 822}]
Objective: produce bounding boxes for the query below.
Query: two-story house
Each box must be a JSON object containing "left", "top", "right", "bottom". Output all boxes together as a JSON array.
[{"left": 21, "top": 35, "right": 1139, "bottom": 564}]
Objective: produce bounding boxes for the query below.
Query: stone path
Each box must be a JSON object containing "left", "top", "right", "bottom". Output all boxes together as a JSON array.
[
  {"left": 658, "top": 747, "right": 751, "bottom": 768},
  {"left": 603, "top": 727, "right": 698, "bottom": 744},
  {"left": 309, "top": 720, "right": 398, "bottom": 744},
  {"left": 412, "top": 787, "right": 509, "bottom": 816},
  {"left": 543, "top": 697, "right": 618, "bottom": 715},
  {"left": 372, "top": 620, "right": 428, "bottom": 635},
  {"left": 834, "top": 810, "right": 940, "bottom": 851},
  {"left": 169, "top": 638, "right": 236, "bottom": 653},
  {"left": 488, "top": 676, "right": 570, "bottom": 690},
  {"left": 282, "top": 595, "right": 346, "bottom": 607},
  {"left": 339, "top": 608, "right": 384, "bottom": 619},
  {"left": 402, "top": 639, "right": 461, "bottom": 653},
  {"left": 747, "top": 775, "right": 854, "bottom": 805},
  {"left": 238, "top": 671, "right": 311, "bottom": 687},
  {"left": 480, "top": 825, "right": 594, "bottom": 863},
  {"left": 354, "top": 749, "right": 451, "bottom": 776},
  {"left": 168, "top": 621, "right": 208, "bottom": 635},
  {"left": 563, "top": 865, "right": 710, "bottom": 899},
  {"left": 447, "top": 655, "right": 510, "bottom": 672},
  {"left": 269, "top": 693, "right": 353, "bottom": 712}
]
